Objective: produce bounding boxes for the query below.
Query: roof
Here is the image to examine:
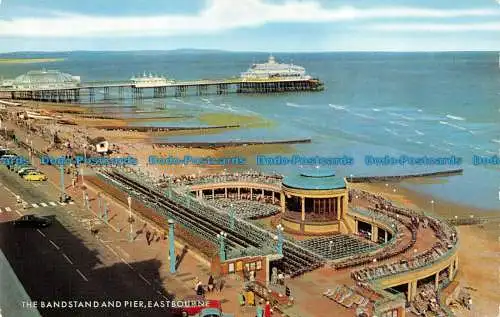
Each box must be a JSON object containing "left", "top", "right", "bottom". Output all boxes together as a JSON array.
[
  {"left": 13, "top": 70, "right": 80, "bottom": 90},
  {"left": 199, "top": 307, "right": 222, "bottom": 316},
  {"left": 282, "top": 168, "right": 346, "bottom": 190}
]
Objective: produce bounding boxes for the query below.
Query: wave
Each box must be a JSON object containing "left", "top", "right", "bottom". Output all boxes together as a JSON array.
[
  {"left": 417, "top": 109, "right": 423, "bottom": 112},
  {"left": 353, "top": 112, "right": 376, "bottom": 120},
  {"left": 439, "top": 121, "right": 467, "bottom": 131},
  {"left": 172, "top": 98, "right": 183, "bottom": 102},
  {"left": 388, "top": 112, "right": 415, "bottom": 121},
  {"left": 491, "top": 139, "right": 500, "bottom": 144},
  {"left": 201, "top": 98, "right": 211, "bottom": 103},
  {"left": 414, "top": 140, "right": 424, "bottom": 145},
  {"left": 328, "top": 104, "right": 346, "bottom": 110},
  {"left": 286, "top": 102, "right": 307, "bottom": 108},
  {"left": 384, "top": 127, "right": 398, "bottom": 136},
  {"left": 446, "top": 114, "right": 466, "bottom": 121},
  {"left": 372, "top": 108, "right": 382, "bottom": 112},
  {"left": 414, "top": 129, "right": 425, "bottom": 136},
  {"left": 389, "top": 121, "right": 409, "bottom": 127},
  {"left": 443, "top": 141, "right": 454, "bottom": 146}
]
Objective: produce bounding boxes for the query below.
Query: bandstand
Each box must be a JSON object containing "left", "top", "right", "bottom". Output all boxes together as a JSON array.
[{"left": 280, "top": 169, "right": 348, "bottom": 235}]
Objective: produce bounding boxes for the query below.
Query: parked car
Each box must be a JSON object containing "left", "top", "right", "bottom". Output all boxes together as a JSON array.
[
  {"left": 193, "top": 308, "right": 234, "bottom": 317},
  {"left": 23, "top": 171, "right": 47, "bottom": 181},
  {"left": 17, "top": 166, "right": 36, "bottom": 176},
  {"left": 181, "top": 297, "right": 222, "bottom": 316},
  {"left": 13, "top": 163, "right": 30, "bottom": 172},
  {"left": 13, "top": 215, "right": 52, "bottom": 228},
  {"left": 0, "top": 148, "right": 13, "bottom": 157}
]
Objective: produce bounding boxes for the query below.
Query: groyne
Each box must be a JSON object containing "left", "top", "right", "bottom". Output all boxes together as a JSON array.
[
  {"left": 97, "top": 125, "right": 240, "bottom": 132},
  {"left": 153, "top": 138, "right": 312, "bottom": 148},
  {"left": 349, "top": 169, "right": 463, "bottom": 183}
]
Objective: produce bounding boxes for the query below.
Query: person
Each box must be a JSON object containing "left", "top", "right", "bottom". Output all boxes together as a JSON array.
[
  {"left": 256, "top": 300, "right": 264, "bottom": 317},
  {"left": 238, "top": 292, "right": 246, "bottom": 307},
  {"left": 246, "top": 289, "right": 255, "bottom": 306},
  {"left": 264, "top": 301, "right": 271, "bottom": 317},
  {"left": 249, "top": 270, "right": 255, "bottom": 283},
  {"left": 217, "top": 277, "right": 225, "bottom": 292},
  {"left": 207, "top": 275, "right": 214, "bottom": 292},
  {"left": 195, "top": 280, "right": 204, "bottom": 296},
  {"left": 146, "top": 231, "right": 151, "bottom": 245}
]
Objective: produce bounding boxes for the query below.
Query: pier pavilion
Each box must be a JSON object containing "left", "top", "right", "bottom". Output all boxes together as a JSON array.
[{"left": 280, "top": 169, "right": 349, "bottom": 235}]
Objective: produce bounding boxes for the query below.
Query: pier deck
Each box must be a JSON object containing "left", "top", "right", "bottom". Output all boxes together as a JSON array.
[{"left": 0, "top": 77, "right": 324, "bottom": 103}]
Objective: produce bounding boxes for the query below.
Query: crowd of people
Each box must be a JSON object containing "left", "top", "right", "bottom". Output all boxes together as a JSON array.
[
  {"left": 208, "top": 198, "right": 280, "bottom": 219},
  {"left": 345, "top": 189, "right": 460, "bottom": 315},
  {"left": 411, "top": 283, "right": 449, "bottom": 316},
  {"left": 159, "top": 170, "right": 283, "bottom": 187}
]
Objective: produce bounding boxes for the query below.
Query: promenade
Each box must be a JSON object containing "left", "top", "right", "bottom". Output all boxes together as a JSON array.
[{"left": 1, "top": 119, "right": 267, "bottom": 317}]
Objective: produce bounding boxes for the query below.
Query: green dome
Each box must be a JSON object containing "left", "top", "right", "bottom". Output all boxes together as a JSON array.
[{"left": 282, "top": 169, "right": 346, "bottom": 190}]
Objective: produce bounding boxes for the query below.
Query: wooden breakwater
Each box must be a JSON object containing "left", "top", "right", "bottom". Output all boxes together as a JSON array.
[
  {"left": 76, "top": 114, "right": 192, "bottom": 120},
  {"left": 349, "top": 169, "right": 463, "bottom": 183},
  {"left": 446, "top": 216, "right": 500, "bottom": 226},
  {"left": 153, "top": 138, "right": 312, "bottom": 148},
  {"left": 97, "top": 124, "right": 240, "bottom": 132}
]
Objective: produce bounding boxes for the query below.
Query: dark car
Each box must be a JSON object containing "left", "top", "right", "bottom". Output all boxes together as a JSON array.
[{"left": 13, "top": 215, "right": 52, "bottom": 228}]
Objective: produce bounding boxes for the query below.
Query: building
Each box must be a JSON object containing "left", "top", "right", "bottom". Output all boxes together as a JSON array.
[
  {"left": 12, "top": 70, "right": 80, "bottom": 90},
  {"left": 280, "top": 169, "right": 350, "bottom": 235}
]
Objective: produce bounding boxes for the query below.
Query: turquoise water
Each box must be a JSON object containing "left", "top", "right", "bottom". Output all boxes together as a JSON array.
[{"left": 1, "top": 51, "right": 499, "bottom": 210}]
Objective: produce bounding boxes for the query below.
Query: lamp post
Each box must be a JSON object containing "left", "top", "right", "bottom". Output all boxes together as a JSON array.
[
  {"left": 229, "top": 203, "right": 235, "bottom": 230},
  {"left": 168, "top": 219, "right": 176, "bottom": 273},
  {"left": 97, "top": 192, "right": 102, "bottom": 217},
  {"left": 349, "top": 174, "right": 353, "bottom": 182},
  {"left": 329, "top": 240, "right": 333, "bottom": 254},
  {"left": 59, "top": 165, "right": 65, "bottom": 202},
  {"left": 217, "top": 231, "right": 228, "bottom": 261},
  {"left": 127, "top": 195, "right": 133, "bottom": 242},
  {"left": 103, "top": 202, "right": 108, "bottom": 224},
  {"left": 430, "top": 200, "right": 435, "bottom": 214},
  {"left": 276, "top": 224, "right": 284, "bottom": 256}
]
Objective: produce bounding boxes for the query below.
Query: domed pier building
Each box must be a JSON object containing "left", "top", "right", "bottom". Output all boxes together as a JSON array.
[{"left": 6, "top": 70, "right": 81, "bottom": 102}]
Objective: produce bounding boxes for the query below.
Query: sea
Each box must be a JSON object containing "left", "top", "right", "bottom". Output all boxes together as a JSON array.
[{"left": 0, "top": 51, "right": 499, "bottom": 211}]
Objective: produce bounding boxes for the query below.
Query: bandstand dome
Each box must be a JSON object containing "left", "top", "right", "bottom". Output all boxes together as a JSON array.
[
  {"left": 13, "top": 70, "right": 81, "bottom": 90},
  {"left": 282, "top": 168, "right": 346, "bottom": 190}
]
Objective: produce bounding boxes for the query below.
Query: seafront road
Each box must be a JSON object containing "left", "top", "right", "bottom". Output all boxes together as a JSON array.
[
  {"left": 0, "top": 166, "right": 174, "bottom": 317},
  {"left": 0, "top": 157, "right": 259, "bottom": 317}
]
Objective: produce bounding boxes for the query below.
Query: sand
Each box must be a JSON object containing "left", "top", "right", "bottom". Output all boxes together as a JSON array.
[{"left": 0, "top": 58, "right": 65, "bottom": 64}]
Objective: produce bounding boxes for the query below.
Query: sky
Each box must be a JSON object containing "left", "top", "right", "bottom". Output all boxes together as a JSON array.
[{"left": 0, "top": 0, "right": 499, "bottom": 52}]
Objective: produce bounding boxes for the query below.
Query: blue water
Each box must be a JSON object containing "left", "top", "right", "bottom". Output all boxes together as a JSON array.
[{"left": 1, "top": 51, "right": 499, "bottom": 210}]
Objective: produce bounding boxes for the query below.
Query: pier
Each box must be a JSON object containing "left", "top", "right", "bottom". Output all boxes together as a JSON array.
[{"left": 0, "top": 77, "right": 324, "bottom": 103}]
